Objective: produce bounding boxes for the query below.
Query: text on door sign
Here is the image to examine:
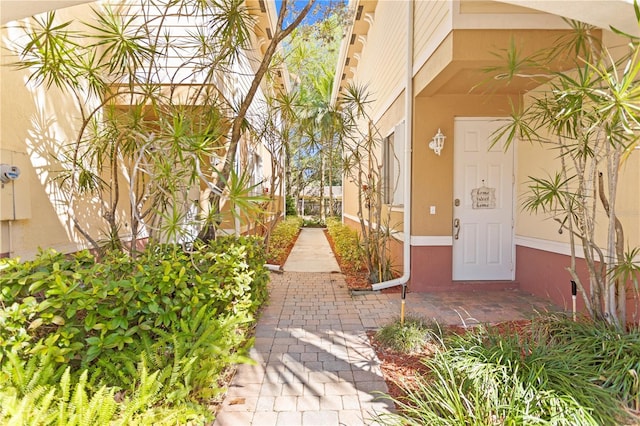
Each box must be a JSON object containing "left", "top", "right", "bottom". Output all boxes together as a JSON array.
[{"left": 471, "top": 186, "right": 496, "bottom": 209}]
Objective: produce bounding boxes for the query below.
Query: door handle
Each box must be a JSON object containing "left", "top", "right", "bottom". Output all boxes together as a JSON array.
[{"left": 453, "top": 218, "right": 461, "bottom": 240}]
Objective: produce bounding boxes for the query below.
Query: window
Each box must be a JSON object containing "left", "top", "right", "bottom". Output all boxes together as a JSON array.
[
  {"left": 250, "top": 152, "right": 263, "bottom": 194},
  {"left": 383, "top": 121, "right": 405, "bottom": 206}
]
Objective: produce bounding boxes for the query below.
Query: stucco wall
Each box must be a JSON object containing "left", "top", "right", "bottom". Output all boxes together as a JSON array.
[
  {"left": 412, "top": 93, "right": 518, "bottom": 236},
  {"left": 354, "top": 1, "right": 406, "bottom": 122},
  {"left": 514, "top": 32, "right": 640, "bottom": 252},
  {"left": 342, "top": 92, "right": 406, "bottom": 229},
  {"left": 515, "top": 133, "right": 640, "bottom": 249},
  {"left": 1, "top": 5, "right": 105, "bottom": 259}
]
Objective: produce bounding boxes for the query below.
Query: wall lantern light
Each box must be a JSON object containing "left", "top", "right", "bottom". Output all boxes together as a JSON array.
[{"left": 429, "top": 128, "right": 446, "bottom": 156}]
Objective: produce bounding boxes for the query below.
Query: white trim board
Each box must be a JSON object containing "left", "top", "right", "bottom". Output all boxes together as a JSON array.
[
  {"left": 515, "top": 235, "right": 586, "bottom": 259},
  {"left": 344, "top": 213, "right": 456, "bottom": 246},
  {"left": 343, "top": 213, "right": 405, "bottom": 242},
  {"left": 345, "top": 212, "right": 603, "bottom": 259},
  {"left": 410, "top": 236, "right": 453, "bottom": 246}
]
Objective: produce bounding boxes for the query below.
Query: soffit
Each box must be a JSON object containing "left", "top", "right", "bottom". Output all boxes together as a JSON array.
[
  {"left": 0, "top": 0, "right": 94, "bottom": 24},
  {"left": 415, "top": 29, "right": 590, "bottom": 97},
  {"left": 496, "top": 0, "right": 639, "bottom": 36},
  {"left": 336, "top": 0, "right": 378, "bottom": 94}
]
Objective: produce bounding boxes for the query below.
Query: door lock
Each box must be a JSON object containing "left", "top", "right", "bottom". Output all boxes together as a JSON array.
[{"left": 453, "top": 218, "right": 461, "bottom": 240}]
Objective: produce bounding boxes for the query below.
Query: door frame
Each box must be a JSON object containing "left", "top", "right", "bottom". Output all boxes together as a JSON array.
[{"left": 452, "top": 117, "right": 516, "bottom": 281}]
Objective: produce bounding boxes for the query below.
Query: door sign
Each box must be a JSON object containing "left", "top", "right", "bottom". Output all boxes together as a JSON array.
[{"left": 471, "top": 182, "right": 496, "bottom": 209}]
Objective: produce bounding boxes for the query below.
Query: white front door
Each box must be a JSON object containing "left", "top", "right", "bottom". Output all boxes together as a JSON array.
[{"left": 453, "top": 118, "right": 515, "bottom": 281}]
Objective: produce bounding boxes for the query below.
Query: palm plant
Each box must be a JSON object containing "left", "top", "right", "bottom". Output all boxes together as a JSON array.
[
  {"left": 11, "top": 0, "right": 314, "bottom": 251},
  {"left": 335, "top": 82, "right": 398, "bottom": 283},
  {"left": 282, "top": 9, "right": 348, "bottom": 218},
  {"left": 296, "top": 67, "right": 343, "bottom": 220},
  {"left": 487, "top": 19, "right": 640, "bottom": 327}
]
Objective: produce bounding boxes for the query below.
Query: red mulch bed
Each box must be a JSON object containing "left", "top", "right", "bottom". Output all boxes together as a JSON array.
[
  {"left": 266, "top": 231, "right": 300, "bottom": 266},
  {"left": 366, "top": 330, "right": 436, "bottom": 401},
  {"left": 323, "top": 229, "right": 372, "bottom": 290},
  {"left": 323, "top": 229, "right": 401, "bottom": 293},
  {"left": 367, "top": 320, "right": 534, "bottom": 405}
]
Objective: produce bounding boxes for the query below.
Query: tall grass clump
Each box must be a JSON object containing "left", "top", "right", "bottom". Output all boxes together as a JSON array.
[
  {"left": 265, "top": 216, "right": 303, "bottom": 264},
  {"left": 530, "top": 314, "right": 640, "bottom": 412},
  {"left": 325, "top": 217, "right": 364, "bottom": 270},
  {"left": 376, "top": 314, "right": 638, "bottom": 426},
  {"left": 375, "top": 317, "right": 442, "bottom": 354}
]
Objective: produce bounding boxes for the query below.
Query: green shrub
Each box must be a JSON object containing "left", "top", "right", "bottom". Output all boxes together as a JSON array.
[
  {"left": 376, "top": 315, "right": 637, "bottom": 425},
  {"left": 302, "top": 216, "right": 325, "bottom": 227},
  {"left": 0, "top": 236, "right": 268, "bottom": 423},
  {"left": 325, "top": 217, "right": 363, "bottom": 269},
  {"left": 266, "top": 216, "right": 302, "bottom": 264},
  {"left": 0, "top": 237, "right": 266, "bottom": 366},
  {"left": 285, "top": 195, "right": 297, "bottom": 216},
  {"left": 375, "top": 317, "right": 442, "bottom": 354}
]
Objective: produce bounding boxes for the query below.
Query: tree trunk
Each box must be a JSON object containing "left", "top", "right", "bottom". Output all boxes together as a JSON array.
[
  {"left": 320, "top": 151, "right": 325, "bottom": 221},
  {"left": 199, "top": 0, "right": 314, "bottom": 241},
  {"left": 328, "top": 139, "right": 334, "bottom": 217}
]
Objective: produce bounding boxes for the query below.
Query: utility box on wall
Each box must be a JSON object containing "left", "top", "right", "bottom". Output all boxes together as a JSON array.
[{"left": 1, "top": 150, "right": 31, "bottom": 221}]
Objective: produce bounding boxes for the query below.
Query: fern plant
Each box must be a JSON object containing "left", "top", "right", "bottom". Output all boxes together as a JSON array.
[
  {"left": 0, "top": 359, "right": 206, "bottom": 425},
  {"left": 0, "top": 352, "right": 62, "bottom": 398}
]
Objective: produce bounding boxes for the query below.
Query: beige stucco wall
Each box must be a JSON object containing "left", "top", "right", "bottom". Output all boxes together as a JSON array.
[
  {"left": 342, "top": 91, "right": 406, "bottom": 231},
  {"left": 353, "top": 1, "right": 406, "bottom": 122},
  {"left": 515, "top": 135, "right": 640, "bottom": 250},
  {"left": 1, "top": 2, "right": 282, "bottom": 258},
  {"left": 0, "top": 5, "right": 106, "bottom": 259},
  {"left": 413, "top": 93, "right": 518, "bottom": 236},
  {"left": 514, "top": 30, "right": 640, "bottom": 251}
]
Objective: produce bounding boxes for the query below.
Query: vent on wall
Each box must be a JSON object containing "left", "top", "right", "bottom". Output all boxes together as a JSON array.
[
  {"left": 258, "top": 0, "right": 266, "bottom": 13},
  {"left": 350, "top": 34, "right": 356, "bottom": 45},
  {"left": 266, "top": 28, "right": 272, "bottom": 40},
  {"left": 356, "top": 5, "right": 363, "bottom": 20}
]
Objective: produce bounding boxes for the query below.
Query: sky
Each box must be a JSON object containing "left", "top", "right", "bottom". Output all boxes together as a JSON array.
[{"left": 275, "top": 0, "right": 346, "bottom": 26}]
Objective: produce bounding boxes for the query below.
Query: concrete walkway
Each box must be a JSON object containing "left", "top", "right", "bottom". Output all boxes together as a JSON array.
[
  {"left": 283, "top": 228, "right": 340, "bottom": 273},
  {"left": 214, "top": 228, "right": 561, "bottom": 425}
]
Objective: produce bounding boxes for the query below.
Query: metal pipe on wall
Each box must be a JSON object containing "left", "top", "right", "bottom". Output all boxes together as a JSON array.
[{"left": 371, "top": 0, "right": 413, "bottom": 291}]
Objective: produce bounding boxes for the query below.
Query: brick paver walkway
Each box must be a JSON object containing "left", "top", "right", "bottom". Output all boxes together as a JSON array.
[
  {"left": 214, "top": 272, "right": 393, "bottom": 425},
  {"left": 214, "top": 228, "right": 561, "bottom": 425}
]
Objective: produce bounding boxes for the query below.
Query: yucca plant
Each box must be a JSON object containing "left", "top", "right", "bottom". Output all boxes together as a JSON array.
[
  {"left": 486, "top": 12, "right": 640, "bottom": 327},
  {"left": 10, "top": 0, "right": 316, "bottom": 249}
]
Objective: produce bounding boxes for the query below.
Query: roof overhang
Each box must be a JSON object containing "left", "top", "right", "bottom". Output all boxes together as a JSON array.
[
  {"left": 1, "top": 0, "right": 94, "bottom": 24},
  {"left": 414, "top": 28, "right": 593, "bottom": 97},
  {"left": 331, "top": 0, "right": 377, "bottom": 102},
  {"left": 496, "top": 0, "right": 639, "bottom": 36}
]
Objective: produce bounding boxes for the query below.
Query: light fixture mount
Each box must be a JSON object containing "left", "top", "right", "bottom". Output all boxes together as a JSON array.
[{"left": 429, "top": 128, "right": 446, "bottom": 156}]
